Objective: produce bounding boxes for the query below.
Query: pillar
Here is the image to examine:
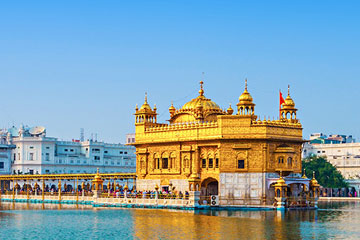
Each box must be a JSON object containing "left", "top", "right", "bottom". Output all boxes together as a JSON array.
[
  {"left": 42, "top": 178, "right": 45, "bottom": 202},
  {"left": 58, "top": 180, "right": 62, "bottom": 202}
]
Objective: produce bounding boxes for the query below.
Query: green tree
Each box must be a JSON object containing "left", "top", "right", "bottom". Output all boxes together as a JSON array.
[{"left": 302, "top": 156, "right": 348, "bottom": 188}]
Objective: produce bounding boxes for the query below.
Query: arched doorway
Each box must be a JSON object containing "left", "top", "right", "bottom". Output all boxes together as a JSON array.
[{"left": 200, "top": 177, "right": 219, "bottom": 196}]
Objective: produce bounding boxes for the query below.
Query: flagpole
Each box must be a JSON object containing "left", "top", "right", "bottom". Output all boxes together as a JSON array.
[{"left": 279, "top": 89, "right": 281, "bottom": 120}]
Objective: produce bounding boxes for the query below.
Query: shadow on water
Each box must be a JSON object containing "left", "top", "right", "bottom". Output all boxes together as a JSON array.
[{"left": 0, "top": 201, "right": 359, "bottom": 239}]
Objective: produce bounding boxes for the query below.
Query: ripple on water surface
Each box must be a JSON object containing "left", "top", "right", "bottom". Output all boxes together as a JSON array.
[{"left": 0, "top": 201, "right": 359, "bottom": 240}]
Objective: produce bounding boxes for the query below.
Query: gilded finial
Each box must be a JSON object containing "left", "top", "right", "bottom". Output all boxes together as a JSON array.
[
  {"left": 154, "top": 104, "right": 157, "bottom": 110},
  {"left": 144, "top": 92, "right": 148, "bottom": 103},
  {"left": 288, "top": 85, "right": 290, "bottom": 96},
  {"left": 280, "top": 170, "right": 283, "bottom": 178},
  {"left": 199, "top": 80, "right": 204, "bottom": 96},
  {"left": 135, "top": 104, "right": 138, "bottom": 111},
  {"left": 245, "top": 78, "right": 248, "bottom": 91},
  {"left": 312, "top": 171, "right": 315, "bottom": 179},
  {"left": 96, "top": 168, "right": 99, "bottom": 174}
]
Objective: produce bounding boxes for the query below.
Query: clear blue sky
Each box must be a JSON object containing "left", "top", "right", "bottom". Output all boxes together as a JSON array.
[{"left": 0, "top": 1, "right": 359, "bottom": 143}]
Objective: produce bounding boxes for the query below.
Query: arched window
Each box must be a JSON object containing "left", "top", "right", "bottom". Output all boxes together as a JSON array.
[
  {"left": 170, "top": 152, "right": 176, "bottom": 169},
  {"left": 208, "top": 153, "right": 214, "bottom": 168},
  {"left": 161, "top": 152, "right": 169, "bottom": 169},
  {"left": 154, "top": 153, "right": 160, "bottom": 169},
  {"left": 287, "top": 157, "right": 292, "bottom": 166},
  {"left": 276, "top": 189, "right": 281, "bottom": 198},
  {"left": 184, "top": 157, "right": 189, "bottom": 168},
  {"left": 202, "top": 158, "right": 206, "bottom": 168},
  {"left": 278, "top": 157, "right": 284, "bottom": 164},
  {"left": 215, "top": 154, "right": 219, "bottom": 168}
]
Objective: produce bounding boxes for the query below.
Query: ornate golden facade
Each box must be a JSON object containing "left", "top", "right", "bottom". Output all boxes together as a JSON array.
[{"left": 132, "top": 80, "right": 304, "bottom": 205}]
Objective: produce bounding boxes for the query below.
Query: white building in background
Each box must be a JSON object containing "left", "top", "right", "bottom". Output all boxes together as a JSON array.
[
  {"left": 303, "top": 141, "right": 360, "bottom": 179},
  {"left": 0, "top": 125, "right": 136, "bottom": 175},
  {"left": 0, "top": 133, "right": 15, "bottom": 174},
  {"left": 126, "top": 133, "right": 135, "bottom": 144},
  {"left": 302, "top": 133, "right": 360, "bottom": 190}
]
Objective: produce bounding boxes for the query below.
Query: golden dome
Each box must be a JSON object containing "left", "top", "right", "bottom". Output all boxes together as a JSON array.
[
  {"left": 227, "top": 104, "right": 233, "bottom": 115},
  {"left": 182, "top": 96, "right": 221, "bottom": 111},
  {"left": 169, "top": 102, "right": 175, "bottom": 111},
  {"left": 238, "top": 79, "right": 254, "bottom": 104},
  {"left": 181, "top": 81, "right": 221, "bottom": 111},
  {"left": 282, "top": 85, "right": 296, "bottom": 108},
  {"left": 140, "top": 93, "right": 152, "bottom": 111},
  {"left": 284, "top": 96, "right": 295, "bottom": 107}
]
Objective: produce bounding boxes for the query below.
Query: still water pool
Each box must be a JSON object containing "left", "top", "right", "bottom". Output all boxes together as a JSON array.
[{"left": 0, "top": 201, "right": 359, "bottom": 239}]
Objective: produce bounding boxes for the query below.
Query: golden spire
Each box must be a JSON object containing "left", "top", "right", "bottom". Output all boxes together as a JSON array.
[
  {"left": 288, "top": 85, "right": 290, "bottom": 96},
  {"left": 144, "top": 92, "right": 148, "bottom": 103},
  {"left": 135, "top": 104, "right": 138, "bottom": 111},
  {"left": 245, "top": 78, "right": 248, "bottom": 91},
  {"left": 302, "top": 169, "right": 307, "bottom": 179},
  {"left": 199, "top": 81, "right": 204, "bottom": 96}
]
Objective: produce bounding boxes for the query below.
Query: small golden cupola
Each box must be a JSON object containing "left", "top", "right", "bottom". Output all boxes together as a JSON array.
[
  {"left": 169, "top": 81, "right": 227, "bottom": 123},
  {"left": 135, "top": 93, "right": 158, "bottom": 125},
  {"left": 280, "top": 85, "right": 298, "bottom": 121},
  {"left": 227, "top": 104, "right": 234, "bottom": 115},
  {"left": 169, "top": 102, "right": 176, "bottom": 117},
  {"left": 237, "top": 79, "right": 256, "bottom": 117}
]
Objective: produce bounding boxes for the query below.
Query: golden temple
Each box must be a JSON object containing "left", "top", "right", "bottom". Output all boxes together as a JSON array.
[{"left": 132, "top": 80, "right": 307, "bottom": 206}]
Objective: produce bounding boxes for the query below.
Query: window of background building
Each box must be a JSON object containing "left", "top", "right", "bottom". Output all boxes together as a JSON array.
[
  {"left": 29, "top": 146, "right": 34, "bottom": 149},
  {"left": 45, "top": 170, "right": 50, "bottom": 173},
  {"left": 13, "top": 153, "right": 16, "bottom": 161},
  {"left": 45, "top": 153, "right": 50, "bottom": 161},
  {"left": 120, "top": 151, "right": 123, "bottom": 154},
  {"left": 29, "top": 169, "right": 34, "bottom": 174},
  {"left": 29, "top": 153, "right": 34, "bottom": 161},
  {"left": 104, "top": 151, "right": 108, "bottom": 154},
  {"left": 65, "top": 149, "right": 68, "bottom": 152},
  {"left": 237, "top": 160, "right": 245, "bottom": 169},
  {"left": 0, "top": 162, "right": 4, "bottom": 169},
  {"left": 94, "top": 156, "right": 100, "bottom": 160},
  {"left": 46, "top": 147, "right": 50, "bottom": 149}
]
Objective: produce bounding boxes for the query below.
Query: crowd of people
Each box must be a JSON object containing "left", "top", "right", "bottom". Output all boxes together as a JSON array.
[{"left": 4, "top": 183, "right": 191, "bottom": 200}]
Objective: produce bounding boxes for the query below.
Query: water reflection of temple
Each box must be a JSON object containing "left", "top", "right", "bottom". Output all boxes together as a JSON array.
[{"left": 132, "top": 209, "right": 319, "bottom": 239}]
